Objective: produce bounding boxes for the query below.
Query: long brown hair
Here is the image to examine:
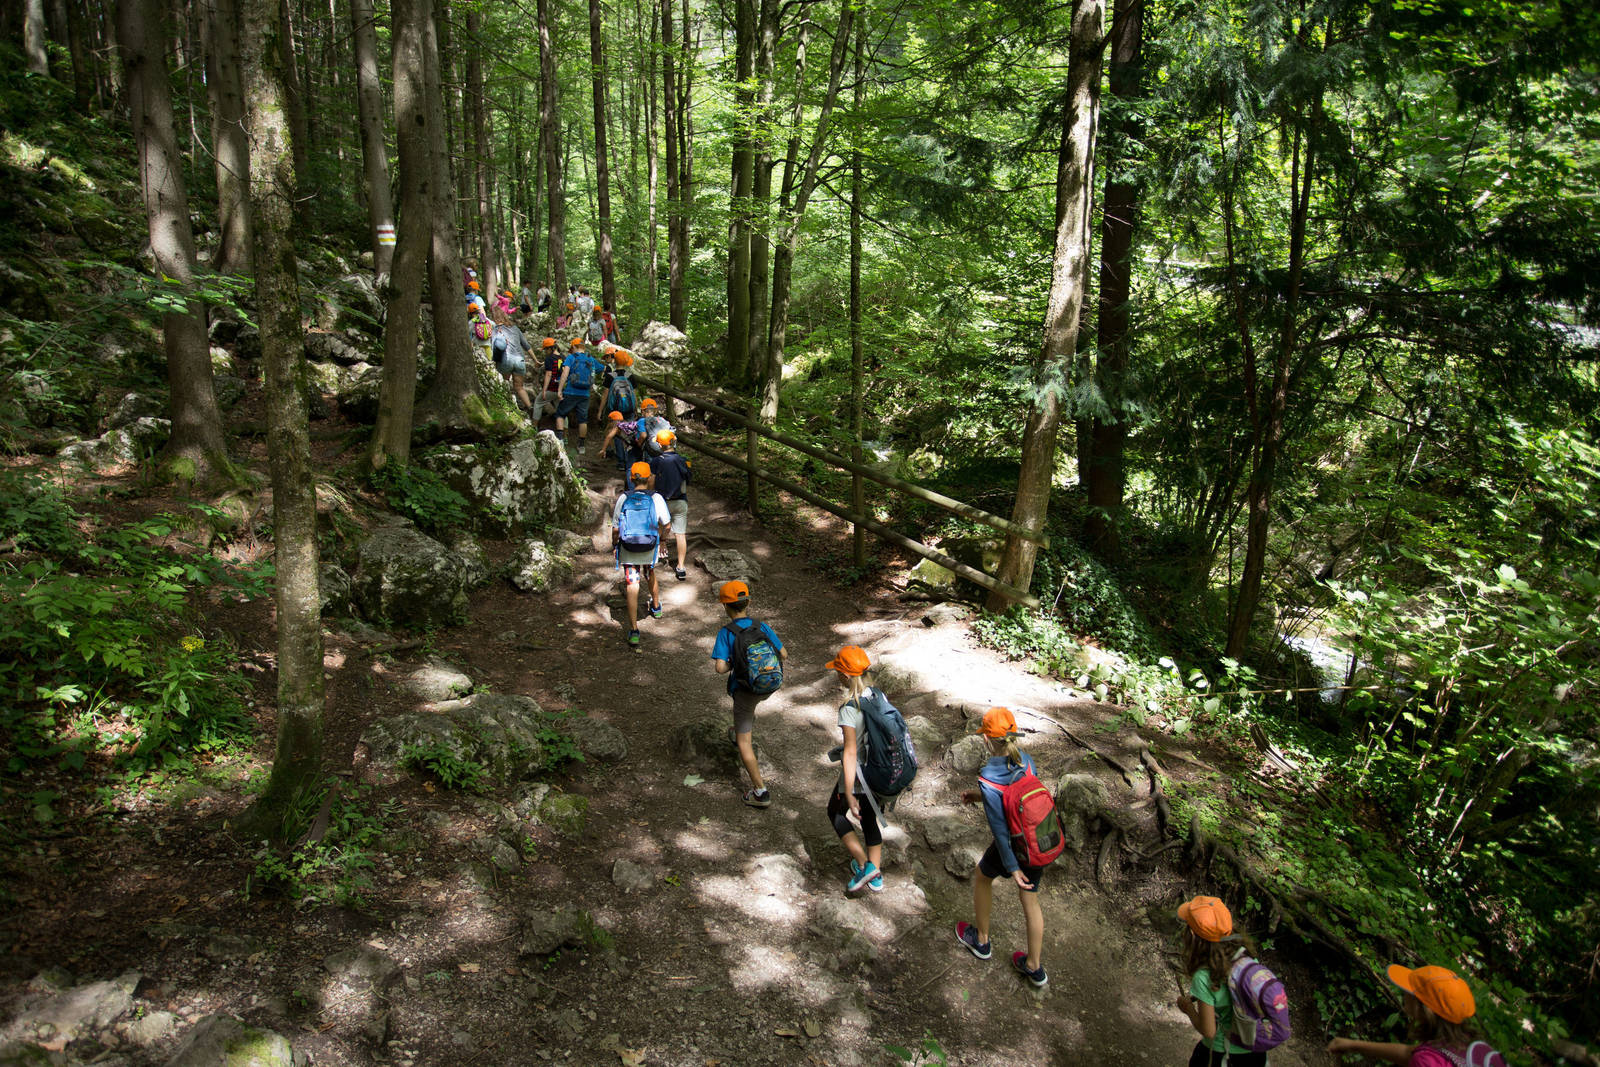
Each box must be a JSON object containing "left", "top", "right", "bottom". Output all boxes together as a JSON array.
[
  {"left": 1181, "top": 927, "right": 1235, "bottom": 986},
  {"left": 1404, "top": 993, "right": 1476, "bottom": 1050}
]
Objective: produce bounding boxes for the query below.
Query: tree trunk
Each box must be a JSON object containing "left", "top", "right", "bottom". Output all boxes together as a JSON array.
[
  {"left": 25, "top": 0, "right": 50, "bottom": 74},
  {"left": 416, "top": 0, "right": 476, "bottom": 424},
  {"left": 725, "top": 0, "right": 754, "bottom": 382},
  {"left": 745, "top": 0, "right": 776, "bottom": 386},
  {"left": 277, "top": 0, "right": 312, "bottom": 226},
  {"left": 1083, "top": 0, "right": 1144, "bottom": 560},
  {"left": 537, "top": 0, "right": 566, "bottom": 300},
  {"left": 118, "top": 0, "right": 231, "bottom": 485},
  {"left": 678, "top": 0, "right": 693, "bottom": 265},
  {"left": 370, "top": 0, "right": 430, "bottom": 471},
  {"left": 350, "top": 0, "right": 395, "bottom": 282},
  {"left": 201, "top": 0, "right": 252, "bottom": 275},
  {"left": 987, "top": 0, "right": 1104, "bottom": 611},
  {"left": 466, "top": 8, "right": 496, "bottom": 295},
  {"left": 849, "top": 11, "right": 864, "bottom": 567},
  {"left": 63, "top": 0, "right": 94, "bottom": 108},
  {"left": 644, "top": 0, "right": 658, "bottom": 311},
  {"left": 759, "top": 0, "right": 851, "bottom": 422},
  {"left": 531, "top": 117, "right": 544, "bottom": 284},
  {"left": 589, "top": 0, "right": 616, "bottom": 312},
  {"left": 660, "top": 0, "right": 683, "bottom": 330},
  {"left": 237, "top": 0, "right": 324, "bottom": 834}
]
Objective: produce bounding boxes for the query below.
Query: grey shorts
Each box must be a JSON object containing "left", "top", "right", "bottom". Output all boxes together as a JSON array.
[
  {"left": 666, "top": 497, "right": 688, "bottom": 535},
  {"left": 731, "top": 688, "right": 771, "bottom": 735}
]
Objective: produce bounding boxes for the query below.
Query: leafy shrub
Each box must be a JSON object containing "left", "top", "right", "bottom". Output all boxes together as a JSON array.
[
  {"left": 366, "top": 462, "right": 470, "bottom": 535},
  {"left": 245, "top": 782, "right": 397, "bottom": 907},
  {"left": 399, "top": 739, "right": 489, "bottom": 792}
]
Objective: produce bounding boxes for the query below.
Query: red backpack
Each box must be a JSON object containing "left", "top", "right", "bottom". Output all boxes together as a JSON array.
[{"left": 979, "top": 765, "right": 1067, "bottom": 867}]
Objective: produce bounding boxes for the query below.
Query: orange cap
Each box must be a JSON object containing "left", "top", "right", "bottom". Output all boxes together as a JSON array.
[
  {"left": 718, "top": 580, "right": 749, "bottom": 604},
  {"left": 655, "top": 429, "right": 675, "bottom": 448},
  {"left": 608, "top": 411, "right": 624, "bottom": 422},
  {"left": 629, "top": 461, "right": 653, "bottom": 480},
  {"left": 1178, "top": 896, "right": 1233, "bottom": 942},
  {"left": 567, "top": 301, "right": 576, "bottom": 309},
  {"left": 825, "top": 646, "right": 870, "bottom": 676},
  {"left": 468, "top": 280, "right": 480, "bottom": 290},
  {"left": 542, "top": 337, "right": 556, "bottom": 348},
  {"left": 1387, "top": 965, "right": 1475, "bottom": 1024},
  {"left": 979, "top": 706, "right": 1017, "bottom": 739},
  {"left": 570, "top": 338, "right": 585, "bottom": 348},
  {"left": 614, "top": 352, "right": 634, "bottom": 368},
  {"left": 640, "top": 398, "right": 657, "bottom": 409}
]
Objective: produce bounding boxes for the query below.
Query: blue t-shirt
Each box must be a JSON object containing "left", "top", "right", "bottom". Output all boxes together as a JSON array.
[
  {"left": 561, "top": 353, "right": 598, "bottom": 396},
  {"left": 712, "top": 617, "right": 782, "bottom": 695},
  {"left": 977, "top": 753, "right": 1038, "bottom": 874}
]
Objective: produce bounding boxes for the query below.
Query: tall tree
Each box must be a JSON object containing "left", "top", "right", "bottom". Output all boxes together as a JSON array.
[
  {"left": 589, "top": 0, "right": 617, "bottom": 311},
  {"left": 724, "top": 0, "right": 755, "bottom": 382},
  {"left": 759, "top": 0, "right": 852, "bottom": 421},
  {"left": 24, "top": 0, "right": 50, "bottom": 74},
  {"left": 744, "top": 0, "right": 777, "bottom": 385},
  {"left": 276, "top": 0, "right": 312, "bottom": 225},
  {"left": 987, "top": 0, "right": 1105, "bottom": 610},
  {"left": 537, "top": 0, "right": 567, "bottom": 300},
  {"left": 370, "top": 0, "right": 430, "bottom": 471},
  {"left": 660, "top": 0, "right": 684, "bottom": 329},
  {"left": 1083, "top": 0, "right": 1145, "bottom": 559},
  {"left": 466, "top": 7, "right": 496, "bottom": 295},
  {"left": 62, "top": 0, "right": 94, "bottom": 108},
  {"left": 236, "top": 0, "right": 323, "bottom": 832},
  {"left": 201, "top": 0, "right": 252, "bottom": 275},
  {"left": 350, "top": 0, "right": 395, "bottom": 282},
  {"left": 118, "top": 0, "right": 231, "bottom": 484}
]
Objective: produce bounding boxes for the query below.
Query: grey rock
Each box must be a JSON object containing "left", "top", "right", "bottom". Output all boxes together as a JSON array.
[
  {"left": 1054, "top": 773, "right": 1110, "bottom": 818},
  {"left": 944, "top": 843, "right": 985, "bottom": 879},
  {"left": 105, "top": 417, "right": 171, "bottom": 461},
  {"left": 108, "top": 392, "right": 164, "bottom": 430},
  {"left": 922, "top": 815, "right": 979, "bottom": 851},
  {"left": 303, "top": 359, "right": 357, "bottom": 396},
  {"left": 697, "top": 549, "right": 762, "bottom": 583},
  {"left": 233, "top": 326, "right": 262, "bottom": 361},
  {"left": 907, "top": 557, "right": 958, "bottom": 590},
  {"left": 212, "top": 375, "right": 247, "bottom": 409},
  {"left": 162, "top": 1014, "right": 294, "bottom": 1067},
  {"left": 627, "top": 320, "right": 688, "bottom": 365},
  {"left": 337, "top": 618, "right": 393, "bottom": 645},
  {"left": 946, "top": 734, "right": 991, "bottom": 774},
  {"left": 448, "top": 533, "right": 491, "bottom": 589},
  {"left": 611, "top": 859, "right": 654, "bottom": 893},
  {"left": 201, "top": 932, "right": 263, "bottom": 961},
  {"left": 559, "top": 715, "right": 627, "bottom": 762},
  {"left": 323, "top": 947, "right": 400, "bottom": 991},
  {"left": 360, "top": 1009, "right": 389, "bottom": 1048},
  {"left": 351, "top": 523, "right": 480, "bottom": 628},
  {"left": 334, "top": 365, "right": 385, "bottom": 423},
  {"left": 668, "top": 718, "right": 750, "bottom": 777},
  {"left": 304, "top": 331, "right": 370, "bottom": 366},
  {"left": 904, "top": 715, "right": 946, "bottom": 757},
  {"left": 506, "top": 539, "right": 571, "bottom": 594},
  {"left": 488, "top": 840, "right": 521, "bottom": 873},
  {"left": 123, "top": 1010, "right": 179, "bottom": 1047},
  {"left": 360, "top": 692, "right": 551, "bottom": 784},
  {"left": 403, "top": 660, "right": 474, "bottom": 703},
  {"left": 545, "top": 528, "right": 591, "bottom": 556},
  {"left": 0, "top": 1041, "right": 68, "bottom": 1065},
  {"left": 511, "top": 783, "right": 552, "bottom": 819},
  {"left": 209, "top": 317, "right": 242, "bottom": 345},
  {"left": 323, "top": 274, "right": 386, "bottom": 338},
  {"left": 8, "top": 972, "right": 137, "bottom": 1047},
  {"left": 518, "top": 910, "right": 586, "bottom": 958},
  {"left": 417, "top": 433, "right": 584, "bottom": 536},
  {"left": 319, "top": 563, "right": 352, "bottom": 617},
  {"left": 536, "top": 791, "right": 588, "bottom": 836},
  {"left": 920, "top": 603, "right": 971, "bottom": 626}
]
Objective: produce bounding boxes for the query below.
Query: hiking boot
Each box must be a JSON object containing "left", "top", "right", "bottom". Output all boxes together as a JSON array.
[
  {"left": 648, "top": 600, "right": 663, "bottom": 619},
  {"left": 850, "top": 860, "right": 884, "bottom": 893},
  {"left": 1012, "top": 951, "right": 1048, "bottom": 988},
  {"left": 742, "top": 788, "right": 772, "bottom": 809},
  {"left": 674, "top": 564, "right": 688, "bottom": 581},
  {"left": 846, "top": 861, "right": 880, "bottom": 893},
  {"left": 955, "top": 922, "right": 991, "bottom": 960},
  {"left": 627, "top": 628, "right": 641, "bottom": 650}
]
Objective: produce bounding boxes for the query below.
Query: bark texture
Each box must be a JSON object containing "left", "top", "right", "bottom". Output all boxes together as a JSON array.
[
  {"left": 724, "top": 0, "right": 755, "bottom": 383},
  {"left": 537, "top": 0, "right": 566, "bottom": 301},
  {"left": 351, "top": 0, "right": 395, "bottom": 281},
  {"left": 202, "top": 0, "right": 253, "bottom": 275},
  {"left": 589, "top": 0, "right": 616, "bottom": 312}
]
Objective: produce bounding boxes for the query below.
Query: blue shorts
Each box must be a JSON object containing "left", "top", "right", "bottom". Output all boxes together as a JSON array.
[{"left": 556, "top": 393, "right": 589, "bottom": 422}]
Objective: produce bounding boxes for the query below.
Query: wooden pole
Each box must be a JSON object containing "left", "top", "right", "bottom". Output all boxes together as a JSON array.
[
  {"left": 675, "top": 431, "right": 1039, "bottom": 607},
  {"left": 746, "top": 426, "right": 759, "bottom": 517}
]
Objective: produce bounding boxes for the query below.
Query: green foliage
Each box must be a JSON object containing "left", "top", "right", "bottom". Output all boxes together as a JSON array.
[
  {"left": 885, "top": 1032, "right": 949, "bottom": 1066},
  {"left": 399, "top": 739, "right": 489, "bottom": 793},
  {"left": 529, "top": 711, "right": 586, "bottom": 776},
  {"left": 366, "top": 462, "right": 470, "bottom": 535},
  {"left": 0, "top": 470, "right": 270, "bottom": 768},
  {"left": 244, "top": 783, "right": 398, "bottom": 908}
]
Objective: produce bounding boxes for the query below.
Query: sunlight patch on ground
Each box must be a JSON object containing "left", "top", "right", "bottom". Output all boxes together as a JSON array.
[
  {"left": 672, "top": 823, "right": 746, "bottom": 862},
  {"left": 721, "top": 940, "right": 803, "bottom": 994},
  {"left": 695, "top": 853, "right": 811, "bottom": 926}
]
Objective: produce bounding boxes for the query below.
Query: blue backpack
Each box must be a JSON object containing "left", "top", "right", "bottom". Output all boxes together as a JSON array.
[
  {"left": 616, "top": 490, "right": 659, "bottom": 552},
  {"left": 725, "top": 621, "right": 783, "bottom": 694},
  {"left": 854, "top": 687, "right": 918, "bottom": 796},
  {"left": 606, "top": 375, "right": 638, "bottom": 417},
  {"left": 565, "top": 353, "right": 594, "bottom": 392}
]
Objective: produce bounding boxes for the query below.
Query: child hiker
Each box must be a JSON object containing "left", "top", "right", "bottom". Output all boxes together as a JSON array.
[
  {"left": 955, "top": 707, "right": 1049, "bottom": 988},
  {"left": 824, "top": 646, "right": 890, "bottom": 894},
  {"left": 1327, "top": 965, "right": 1508, "bottom": 1067},
  {"left": 710, "top": 580, "right": 785, "bottom": 808},
  {"left": 1173, "top": 895, "right": 1265, "bottom": 1067},
  {"left": 611, "top": 461, "right": 671, "bottom": 650}
]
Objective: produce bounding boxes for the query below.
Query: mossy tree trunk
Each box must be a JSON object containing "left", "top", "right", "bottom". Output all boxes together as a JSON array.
[
  {"left": 118, "top": 0, "right": 232, "bottom": 486},
  {"left": 25, "top": 0, "right": 50, "bottom": 74},
  {"left": 744, "top": 0, "right": 776, "bottom": 389},
  {"left": 350, "top": 0, "right": 394, "bottom": 283},
  {"left": 589, "top": 0, "right": 616, "bottom": 312},
  {"left": 201, "top": 0, "right": 253, "bottom": 275},
  {"left": 237, "top": 0, "right": 325, "bottom": 837},
  {"left": 466, "top": 8, "right": 496, "bottom": 295},
  {"left": 660, "top": 0, "right": 683, "bottom": 330},
  {"left": 724, "top": 0, "right": 754, "bottom": 384},
  {"left": 537, "top": 0, "right": 566, "bottom": 302}
]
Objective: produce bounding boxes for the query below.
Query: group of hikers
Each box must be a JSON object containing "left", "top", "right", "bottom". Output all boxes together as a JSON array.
[{"left": 465, "top": 259, "right": 1507, "bottom": 1067}]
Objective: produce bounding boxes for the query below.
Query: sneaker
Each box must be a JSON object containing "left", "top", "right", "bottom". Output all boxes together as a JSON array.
[
  {"left": 846, "top": 861, "right": 880, "bottom": 893},
  {"left": 674, "top": 565, "right": 687, "bottom": 581},
  {"left": 955, "top": 922, "right": 991, "bottom": 960},
  {"left": 648, "top": 600, "right": 663, "bottom": 619},
  {"left": 1012, "top": 951, "right": 1048, "bottom": 988},
  {"left": 627, "top": 628, "right": 641, "bottom": 650},
  {"left": 743, "top": 788, "right": 772, "bottom": 808},
  {"left": 850, "top": 860, "right": 884, "bottom": 893}
]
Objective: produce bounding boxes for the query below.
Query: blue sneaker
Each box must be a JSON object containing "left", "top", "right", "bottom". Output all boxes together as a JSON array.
[
  {"left": 849, "top": 860, "right": 883, "bottom": 892},
  {"left": 648, "top": 600, "right": 663, "bottom": 619},
  {"left": 1012, "top": 950, "right": 1048, "bottom": 988},
  {"left": 846, "top": 861, "right": 879, "bottom": 893},
  {"left": 955, "top": 922, "right": 991, "bottom": 960}
]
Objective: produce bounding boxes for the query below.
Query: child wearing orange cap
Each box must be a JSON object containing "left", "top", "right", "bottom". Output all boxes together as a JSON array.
[
  {"left": 648, "top": 429, "right": 691, "bottom": 580},
  {"left": 824, "top": 645, "right": 890, "bottom": 892},
  {"left": 612, "top": 462, "right": 672, "bottom": 649},
  {"left": 710, "top": 580, "right": 785, "bottom": 807},
  {"left": 1175, "top": 895, "right": 1265, "bottom": 1065},
  {"left": 1327, "top": 964, "right": 1506, "bottom": 1066},
  {"left": 954, "top": 707, "right": 1049, "bottom": 988}
]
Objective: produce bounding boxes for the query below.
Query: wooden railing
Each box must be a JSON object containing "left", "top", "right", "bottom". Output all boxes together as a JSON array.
[{"left": 634, "top": 373, "right": 1045, "bottom": 608}]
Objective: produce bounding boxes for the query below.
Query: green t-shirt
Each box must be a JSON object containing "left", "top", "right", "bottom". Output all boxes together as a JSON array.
[{"left": 1190, "top": 967, "right": 1250, "bottom": 1055}]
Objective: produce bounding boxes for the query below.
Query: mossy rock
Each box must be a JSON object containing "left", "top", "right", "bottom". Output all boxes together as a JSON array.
[{"left": 536, "top": 791, "right": 589, "bottom": 836}]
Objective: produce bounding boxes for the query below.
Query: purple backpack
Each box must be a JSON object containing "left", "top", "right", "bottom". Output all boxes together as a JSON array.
[
  {"left": 1227, "top": 956, "right": 1292, "bottom": 1052},
  {"left": 1427, "top": 1041, "right": 1509, "bottom": 1067}
]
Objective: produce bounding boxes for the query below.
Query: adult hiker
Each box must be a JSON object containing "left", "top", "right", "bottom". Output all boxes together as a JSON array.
[
  {"left": 535, "top": 280, "right": 552, "bottom": 312},
  {"left": 1327, "top": 965, "right": 1507, "bottom": 1067},
  {"left": 601, "top": 306, "right": 620, "bottom": 344},
  {"left": 649, "top": 429, "right": 691, "bottom": 580},
  {"left": 488, "top": 308, "right": 534, "bottom": 413},
  {"left": 955, "top": 707, "right": 1050, "bottom": 989},
  {"left": 612, "top": 461, "right": 672, "bottom": 651},
  {"left": 555, "top": 337, "right": 601, "bottom": 459},
  {"left": 711, "top": 580, "right": 785, "bottom": 808},
  {"left": 823, "top": 646, "right": 892, "bottom": 893}
]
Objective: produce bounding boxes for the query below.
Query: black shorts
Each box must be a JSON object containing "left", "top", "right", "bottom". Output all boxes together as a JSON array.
[
  {"left": 978, "top": 841, "right": 1045, "bottom": 892},
  {"left": 1188, "top": 1043, "right": 1266, "bottom": 1067}
]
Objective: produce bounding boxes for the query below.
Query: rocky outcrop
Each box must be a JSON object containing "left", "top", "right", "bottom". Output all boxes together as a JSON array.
[
  {"left": 628, "top": 320, "right": 688, "bottom": 366},
  {"left": 417, "top": 433, "right": 584, "bottom": 536},
  {"left": 359, "top": 692, "right": 560, "bottom": 784},
  {"left": 57, "top": 417, "right": 171, "bottom": 467},
  {"left": 350, "top": 522, "right": 484, "bottom": 627}
]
